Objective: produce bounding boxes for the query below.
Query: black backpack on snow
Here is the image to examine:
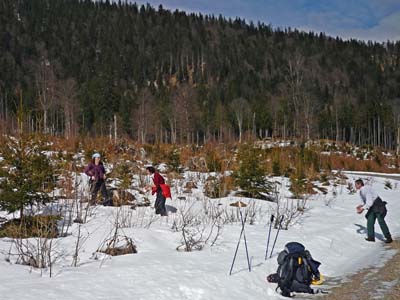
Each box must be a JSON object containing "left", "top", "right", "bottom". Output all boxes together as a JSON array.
[{"left": 270, "top": 242, "right": 321, "bottom": 297}]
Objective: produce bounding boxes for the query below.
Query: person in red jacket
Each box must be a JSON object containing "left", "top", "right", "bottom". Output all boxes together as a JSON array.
[{"left": 146, "top": 166, "right": 167, "bottom": 216}]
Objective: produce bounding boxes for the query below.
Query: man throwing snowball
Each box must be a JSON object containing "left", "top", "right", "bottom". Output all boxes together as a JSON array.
[{"left": 355, "top": 179, "right": 392, "bottom": 243}]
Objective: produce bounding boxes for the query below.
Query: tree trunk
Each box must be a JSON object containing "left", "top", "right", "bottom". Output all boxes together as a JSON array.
[
  {"left": 114, "top": 114, "right": 117, "bottom": 144},
  {"left": 397, "top": 124, "right": 400, "bottom": 155},
  {"left": 335, "top": 108, "right": 339, "bottom": 144}
]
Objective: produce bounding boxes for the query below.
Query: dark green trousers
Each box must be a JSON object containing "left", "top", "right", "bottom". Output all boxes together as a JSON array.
[{"left": 367, "top": 211, "right": 391, "bottom": 239}]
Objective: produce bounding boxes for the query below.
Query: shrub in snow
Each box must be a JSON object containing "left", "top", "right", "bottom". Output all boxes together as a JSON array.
[
  {"left": 110, "top": 189, "right": 137, "bottom": 207},
  {"left": 384, "top": 180, "right": 392, "bottom": 190},
  {"left": 187, "top": 156, "right": 208, "bottom": 172},
  {"left": 165, "top": 148, "right": 181, "bottom": 172},
  {"left": 0, "top": 135, "right": 55, "bottom": 219},
  {"left": 232, "top": 144, "right": 272, "bottom": 199},
  {"left": 272, "top": 159, "right": 281, "bottom": 176},
  {"left": 98, "top": 235, "right": 137, "bottom": 256},
  {"left": 346, "top": 182, "right": 356, "bottom": 194},
  {"left": 269, "top": 181, "right": 308, "bottom": 230},
  {"left": 97, "top": 210, "right": 138, "bottom": 256},
  {"left": 174, "top": 199, "right": 224, "bottom": 251},
  {"left": 110, "top": 160, "right": 135, "bottom": 189},
  {"left": 12, "top": 236, "right": 58, "bottom": 271},
  {"left": 203, "top": 175, "right": 232, "bottom": 198},
  {"left": 5, "top": 216, "right": 60, "bottom": 274},
  {"left": 185, "top": 181, "right": 198, "bottom": 190},
  {"left": 0, "top": 215, "right": 59, "bottom": 238}
]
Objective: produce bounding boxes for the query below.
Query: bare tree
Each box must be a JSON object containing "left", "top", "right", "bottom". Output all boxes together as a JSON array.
[
  {"left": 72, "top": 224, "right": 90, "bottom": 267},
  {"left": 170, "top": 84, "right": 197, "bottom": 144},
  {"left": 284, "top": 54, "right": 316, "bottom": 141},
  {"left": 55, "top": 78, "right": 79, "bottom": 138},
  {"left": 133, "top": 87, "right": 154, "bottom": 144},
  {"left": 269, "top": 180, "right": 307, "bottom": 230},
  {"left": 285, "top": 55, "right": 303, "bottom": 138},
  {"left": 230, "top": 97, "right": 250, "bottom": 143},
  {"left": 35, "top": 52, "right": 57, "bottom": 134},
  {"left": 172, "top": 196, "right": 224, "bottom": 252},
  {"left": 397, "top": 117, "right": 400, "bottom": 155}
]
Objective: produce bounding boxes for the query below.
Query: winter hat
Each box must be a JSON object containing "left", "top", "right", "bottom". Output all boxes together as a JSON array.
[{"left": 92, "top": 152, "right": 101, "bottom": 159}]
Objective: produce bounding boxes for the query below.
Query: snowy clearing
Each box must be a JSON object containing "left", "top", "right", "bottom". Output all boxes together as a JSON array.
[{"left": 0, "top": 173, "right": 399, "bottom": 300}]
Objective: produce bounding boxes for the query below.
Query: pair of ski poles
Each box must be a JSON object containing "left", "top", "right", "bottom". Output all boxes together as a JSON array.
[{"left": 265, "top": 214, "right": 284, "bottom": 260}]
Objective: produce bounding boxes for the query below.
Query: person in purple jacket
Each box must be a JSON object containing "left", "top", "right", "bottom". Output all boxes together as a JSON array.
[{"left": 84, "top": 152, "right": 112, "bottom": 206}]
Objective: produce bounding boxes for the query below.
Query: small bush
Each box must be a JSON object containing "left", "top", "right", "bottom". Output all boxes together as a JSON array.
[
  {"left": 384, "top": 180, "right": 392, "bottom": 190},
  {"left": 204, "top": 175, "right": 233, "bottom": 198},
  {"left": 0, "top": 215, "right": 60, "bottom": 238},
  {"left": 233, "top": 144, "right": 272, "bottom": 198},
  {"left": 98, "top": 235, "right": 137, "bottom": 256},
  {"left": 272, "top": 159, "right": 281, "bottom": 176}
]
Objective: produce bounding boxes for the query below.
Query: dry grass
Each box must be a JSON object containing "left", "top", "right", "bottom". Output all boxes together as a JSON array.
[
  {"left": 98, "top": 235, "right": 138, "bottom": 256},
  {"left": 41, "top": 136, "right": 400, "bottom": 177},
  {"left": 100, "top": 243, "right": 137, "bottom": 256},
  {"left": 0, "top": 215, "right": 60, "bottom": 238}
]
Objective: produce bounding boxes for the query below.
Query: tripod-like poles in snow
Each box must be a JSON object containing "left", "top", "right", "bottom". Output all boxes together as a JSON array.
[{"left": 229, "top": 201, "right": 251, "bottom": 275}]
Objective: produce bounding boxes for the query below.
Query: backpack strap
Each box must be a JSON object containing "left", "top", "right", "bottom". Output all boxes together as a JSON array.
[{"left": 304, "top": 250, "right": 321, "bottom": 279}]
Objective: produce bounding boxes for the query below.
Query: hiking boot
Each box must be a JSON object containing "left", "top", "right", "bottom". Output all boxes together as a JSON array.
[
  {"left": 385, "top": 237, "right": 393, "bottom": 244},
  {"left": 365, "top": 237, "right": 375, "bottom": 242}
]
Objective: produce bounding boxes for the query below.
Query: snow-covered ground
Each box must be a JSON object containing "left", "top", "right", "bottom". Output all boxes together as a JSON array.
[{"left": 0, "top": 173, "right": 399, "bottom": 300}]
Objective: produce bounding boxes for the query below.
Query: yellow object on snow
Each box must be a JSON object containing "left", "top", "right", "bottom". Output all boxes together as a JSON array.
[{"left": 311, "top": 273, "right": 324, "bottom": 285}]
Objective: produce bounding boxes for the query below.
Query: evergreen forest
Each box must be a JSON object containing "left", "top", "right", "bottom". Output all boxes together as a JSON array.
[{"left": 1, "top": 0, "right": 399, "bottom": 149}]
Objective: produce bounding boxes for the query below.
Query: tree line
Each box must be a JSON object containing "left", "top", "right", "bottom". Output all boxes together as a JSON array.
[{"left": 0, "top": 0, "right": 399, "bottom": 150}]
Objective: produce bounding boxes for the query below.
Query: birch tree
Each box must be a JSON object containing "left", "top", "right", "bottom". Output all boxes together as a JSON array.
[{"left": 230, "top": 97, "right": 250, "bottom": 143}]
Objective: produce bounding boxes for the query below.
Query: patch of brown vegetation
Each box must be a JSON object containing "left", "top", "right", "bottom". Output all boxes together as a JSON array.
[
  {"left": 98, "top": 235, "right": 138, "bottom": 256},
  {"left": 0, "top": 215, "right": 60, "bottom": 238},
  {"left": 110, "top": 189, "right": 136, "bottom": 206},
  {"left": 101, "top": 243, "right": 137, "bottom": 256}
]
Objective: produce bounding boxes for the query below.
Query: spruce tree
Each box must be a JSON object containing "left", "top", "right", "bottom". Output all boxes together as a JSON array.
[
  {"left": 233, "top": 144, "right": 271, "bottom": 198},
  {"left": 0, "top": 135, "right": 55, "bottom": 218}
]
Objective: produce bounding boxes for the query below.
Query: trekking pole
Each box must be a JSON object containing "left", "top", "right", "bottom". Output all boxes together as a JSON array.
[
  {"left": 269, "top": 215, "right": 284, "bottom": 259},
  {"left": 229, "top": 214, "right": 245, "bottom": 275},
  {"left": 229, "top": 202, "right": 251, "bottom": 275},
  {"left": 240, "top": 208, "right": 251, "bottom": 273},
  {"left": 265, "top": 214, "right": 275, "bottom": 260}
]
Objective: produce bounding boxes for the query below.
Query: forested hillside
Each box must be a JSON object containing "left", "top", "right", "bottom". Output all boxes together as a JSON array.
[{"left": 1, "top": 0, "right": 399, "bottom": 148}]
